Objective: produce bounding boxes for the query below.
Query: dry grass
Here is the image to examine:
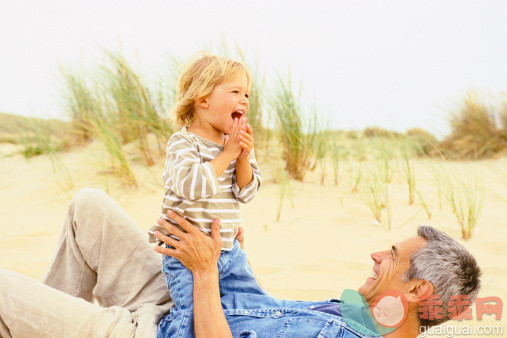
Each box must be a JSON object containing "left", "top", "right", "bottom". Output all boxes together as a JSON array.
[
  {"left": 359, "top": 159, "right": 392, "bottom": 229},
  {"left": 3, "top": 44, "right": 503, "bottom": 234},
  {"left": 400, "top": 143, "right": 416, "bottom": 205},
  {"left": 0, "top": 112, "right": 71, "bottom": 151},
  {"left": 442, "top": 89, "right": 506, "bottom": 159},
  {"left": 271, "top": 72, "right": 316, "bottom": 181},
  {"left": 440, "top": 163, "right": 485, "bottom": 241}
]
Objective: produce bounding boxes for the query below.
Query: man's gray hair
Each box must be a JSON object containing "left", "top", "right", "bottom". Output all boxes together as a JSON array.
[{"left": 402, "top": 225, "right": 481, "bottom": 329}]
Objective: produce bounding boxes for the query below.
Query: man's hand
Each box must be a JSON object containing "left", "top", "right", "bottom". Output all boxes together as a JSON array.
[
  {"left": 154, "top": 210, "right": 222, "bottom": 274},
  {"left": 154, "top": 211, "right": 233, "bottom": 337},
  {"left": 236, "top": 226, "right": 245, "bottom": 249}
]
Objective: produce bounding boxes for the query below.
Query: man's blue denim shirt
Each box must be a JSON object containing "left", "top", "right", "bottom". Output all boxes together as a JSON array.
[{"left": 159, "top": 297, "right": 380, "bottom": 337}]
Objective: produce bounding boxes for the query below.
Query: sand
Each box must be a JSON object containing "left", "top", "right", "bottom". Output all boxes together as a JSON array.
[{"left": 1, "top": 142, "right": 506, "bottom": 336}]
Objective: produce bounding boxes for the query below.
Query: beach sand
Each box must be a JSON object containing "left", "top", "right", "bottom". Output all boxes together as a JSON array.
[{"left": 1, "top": 142, "right": 505, "bottom": 336}]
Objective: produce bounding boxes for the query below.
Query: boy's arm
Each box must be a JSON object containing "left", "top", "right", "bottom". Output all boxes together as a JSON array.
[
  {"left": 235, "top": 156, "right": 253, "bottom": 189},
  {"left": 233, "top": 123, "right": 261, "bottom": 203},
  {"left": 165, "top": 134, "right": 223, "bottom": 201},
  {"left": 210, "top": 151, "right": 236, "bottom": 179},
  {"left": 232, "top": 150, "right": 262, "bottom": 203},
  {"left": 212, "top": 116, "right": 243, "bottom": 178}
]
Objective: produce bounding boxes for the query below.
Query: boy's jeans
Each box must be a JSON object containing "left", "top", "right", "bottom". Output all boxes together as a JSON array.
[{"left": 158, "top": 239, "right": 269, "bottom": 336}]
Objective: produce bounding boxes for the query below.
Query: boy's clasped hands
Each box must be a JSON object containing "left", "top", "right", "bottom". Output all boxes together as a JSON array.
[{"left": 224, "top": 116, "right": 254, "bottom": 160}]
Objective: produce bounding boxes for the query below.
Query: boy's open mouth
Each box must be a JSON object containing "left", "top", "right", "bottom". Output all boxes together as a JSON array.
[{"left": 231, "top": 110, "right": 245, "bottom": 120}]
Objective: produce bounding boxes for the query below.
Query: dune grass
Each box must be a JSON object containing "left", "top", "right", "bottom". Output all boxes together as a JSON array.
[
  {"left": 330, "top": 141, "right": 345, "bottom": 186},
  {"left": 310, "top": 129, "right": 331, "bottom": 185},
  {"left": 415, "top": 188, "right": 432, "bottom": 219},
  {"left": 443, "top": 89, "right": 505, "bottom": 159},
  {"left": 271, "top": 72, "right": 316, "bottom": 181},
  {"left": 4, "top": 44, "right": 501, "bottom": 233},
  {"left": 438, "top": 162, "right": 484, "bottom": 241},
  {"left": 101, "top": 52, "right": 167, "bottom": 166},
  {"left": 400, "top": 143, "right": 416, "bottom": 205},
  {"left": 359, "top": 159, "right": 392, "bottom": 229},
  {"left": 0, "top": 112, "right": 71, "bottom": 155},
  {"left": 60, "top": 62, "right": 138, "bottom": 185},
  {"left": 17, "top": 117, "right": 75, "bottom": 193},
  {"left": 60, "top": 68, "right": 100, "bottom": 143},
  {"left": 276, "top": 164, "right": 294, "bottom": 222}
]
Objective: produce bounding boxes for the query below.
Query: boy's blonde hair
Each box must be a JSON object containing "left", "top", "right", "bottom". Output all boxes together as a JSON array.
[{"left": 173, "top": 51, "right": 251, "bottom": 127}]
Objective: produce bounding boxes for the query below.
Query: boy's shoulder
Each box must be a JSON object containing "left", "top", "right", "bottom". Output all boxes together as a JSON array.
[
  {"left": 167, "top": 128, "right": 195, "bottom": 144},
  {"left": 166, "top": 128, "right": 198, "bottom": 153}
]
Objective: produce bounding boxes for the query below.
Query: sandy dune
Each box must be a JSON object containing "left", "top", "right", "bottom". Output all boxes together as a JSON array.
[{"left": 1, "top": 142, "right": 505, "bottom": 336}]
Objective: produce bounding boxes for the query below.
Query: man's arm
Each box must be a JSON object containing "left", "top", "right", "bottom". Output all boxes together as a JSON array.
[{"left": 154, "top": 212, "right": 232, "bottom": 338}]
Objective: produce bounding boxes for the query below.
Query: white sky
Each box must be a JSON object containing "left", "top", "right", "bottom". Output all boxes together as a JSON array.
[{"left": 1, "top": 0, "right": 506, "bottom": 136}]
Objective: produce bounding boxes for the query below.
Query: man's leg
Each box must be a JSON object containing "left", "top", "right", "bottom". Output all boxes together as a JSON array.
[
  {"left": 42, "top": 188, "right": 172, "bottom": 336},
  {"left": 0, "top": 268, "right": 137, "bottom": 338}
]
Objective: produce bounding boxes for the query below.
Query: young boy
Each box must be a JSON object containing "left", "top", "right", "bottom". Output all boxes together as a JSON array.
[{"left": 147, "top": 52, "right": 266, "bottom": 336}]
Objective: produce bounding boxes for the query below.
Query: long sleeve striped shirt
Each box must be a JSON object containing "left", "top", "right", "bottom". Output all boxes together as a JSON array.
[{"left": 147, "top": 127, "right": 261, "bottom": 250}]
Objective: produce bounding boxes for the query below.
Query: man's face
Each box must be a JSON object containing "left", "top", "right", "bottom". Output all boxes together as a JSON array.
[{"left": 358, "top": 236, "right": 427, "bottom": 304}]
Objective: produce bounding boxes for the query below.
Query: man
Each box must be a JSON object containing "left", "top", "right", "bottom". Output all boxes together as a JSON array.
[
  {"left": 154, "top": 209, "right": 481, "bottom": 337},
  {"left": 0, "top": 188, "right": 481, "bottom": 337}
]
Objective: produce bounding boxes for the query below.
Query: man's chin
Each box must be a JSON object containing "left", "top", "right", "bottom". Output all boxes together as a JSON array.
[
  {"left": 357, "top": 279, "right": 379, "bottom": 304},
  {"left": 357, "top": 285, "right": 368, "bottom": 298}
]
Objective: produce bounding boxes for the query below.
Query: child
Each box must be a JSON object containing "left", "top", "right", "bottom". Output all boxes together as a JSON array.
[{"left": 147, "top": 52, "right": 267, "bottom": 336}]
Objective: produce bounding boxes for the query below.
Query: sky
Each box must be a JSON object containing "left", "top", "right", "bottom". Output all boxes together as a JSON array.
[{"left": 0, "top": 0, "right": 506, "bottom": 136}]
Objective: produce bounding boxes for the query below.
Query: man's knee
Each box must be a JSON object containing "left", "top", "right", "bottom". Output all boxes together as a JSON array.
[
  {"left": 71, "top": 188, "right": 112, "bottom": 214},
  {"left": 69, "top": 188, "right": 118, "bottom": 231},
  {"left": 0, "top": 268, "right": 19, "bottom": 296},
  {"left": 73, "top": 187, "right": 109, "bottom": 206}
]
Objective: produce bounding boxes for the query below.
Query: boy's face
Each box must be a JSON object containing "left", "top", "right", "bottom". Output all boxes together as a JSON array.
[{"left": 198, "top": 72, "right": 250, "bottom": 135}]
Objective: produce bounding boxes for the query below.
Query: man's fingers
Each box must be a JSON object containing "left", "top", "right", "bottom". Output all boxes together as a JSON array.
[
  {"left": 236, "top": 226, "right": 245, "bottom": 249},
  {"left": 154, "top": 230, "right": 181, "bottom": 248},
  {"left": 154, "top": 245, "right": 179, "bottom": 258},
  {"left": 166, "top": 211, "right": 198, "bottom": 235},
  {"left": 210, "top": 218, "right": 223, "bottom": 247},
  {"left": 236, "top": 227, "right": 244, "bottom": 241},
  {"left": 158, "top": 216, "right": 188, "bottom": 238}
]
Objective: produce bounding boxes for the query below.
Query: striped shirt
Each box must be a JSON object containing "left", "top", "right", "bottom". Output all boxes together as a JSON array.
[{"left": 147, "top": 127, "right": 261, "bottom": 250}]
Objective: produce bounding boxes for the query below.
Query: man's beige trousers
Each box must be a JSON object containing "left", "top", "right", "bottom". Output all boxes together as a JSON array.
[{"left": 0, "top": 188, "right": 173, "bottom": 337}]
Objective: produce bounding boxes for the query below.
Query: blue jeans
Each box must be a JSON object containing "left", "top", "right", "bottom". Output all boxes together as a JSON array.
[{"left": 157, "top": 240, "right": 379, "bottom": 337}]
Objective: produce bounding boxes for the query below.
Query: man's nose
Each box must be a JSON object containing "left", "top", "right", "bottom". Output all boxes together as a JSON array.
[{"left": 371, "top": 251, "right": 383, "bottom": 263}]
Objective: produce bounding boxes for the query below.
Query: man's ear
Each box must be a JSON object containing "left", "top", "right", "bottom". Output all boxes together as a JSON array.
[
  {"left": 406, "top": 279, "right": 434, "bottom": 303},
  {"left": 195, "top": 97, "right": 208, "bottom": 109}
]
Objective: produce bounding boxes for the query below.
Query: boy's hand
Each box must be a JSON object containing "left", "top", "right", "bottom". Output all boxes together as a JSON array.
[
  {"left": 224, "top": 118, "right": 243, "bottom": 159},
  {"left": 238, "top": 122, "right": 254, "bottom": 159}
]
